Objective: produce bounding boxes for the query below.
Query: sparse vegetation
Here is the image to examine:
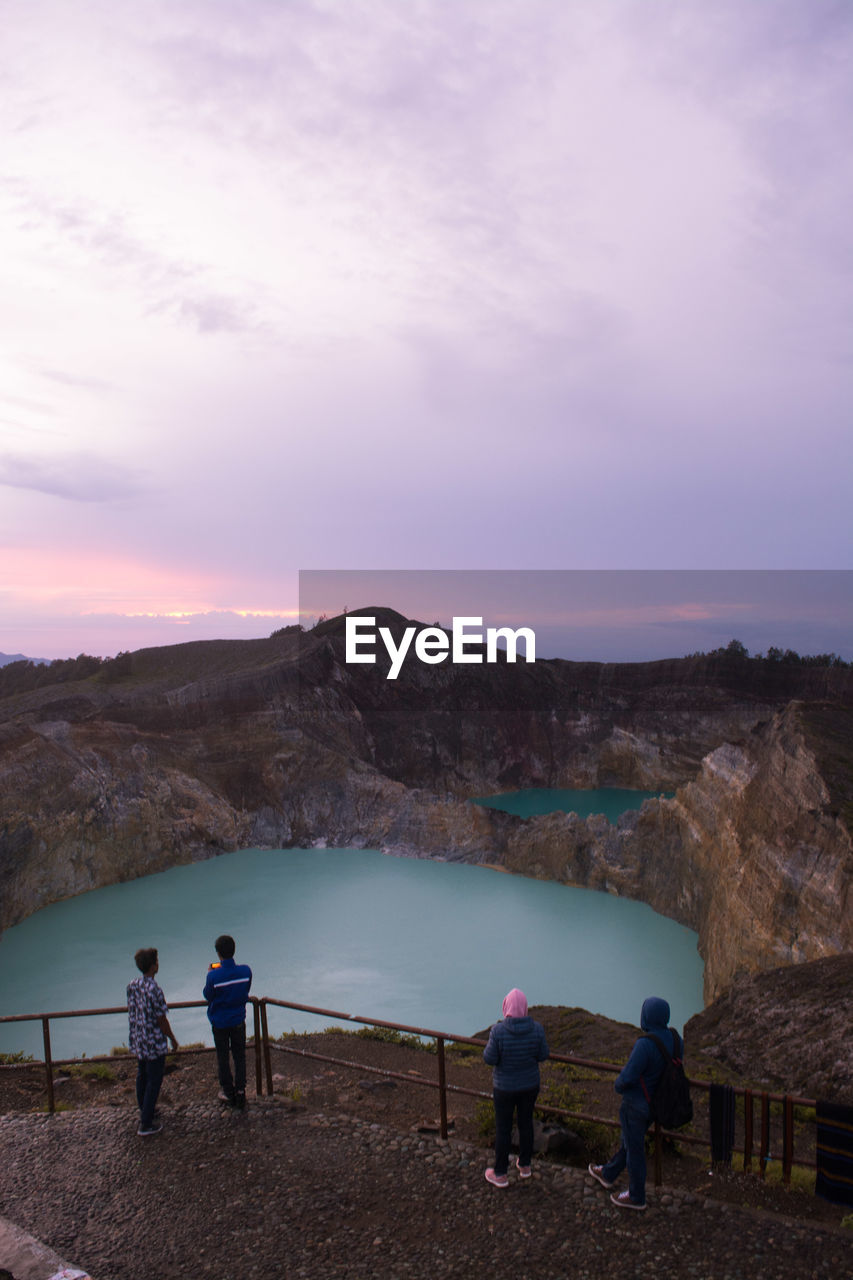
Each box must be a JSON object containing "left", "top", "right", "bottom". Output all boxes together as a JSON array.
[
  {"left": 687, "top": 639, "right": 850, "bottom": 667},
  {"left": 474, "top": 1099, "right": 494, "bottom": 1141},
  {"left": 354, "top": 1026, "right": 433, "bottom": 1052},
  {"left": 69, "top": 1062, "right": 116, "bottom": 1082},
  {"left": 278, "top": 1025, "right": 434, "bottom": 1052},
  {"left": 727, "top": 1153, "right": 816, "bottom": 1194},
  {"left": 446, "top": 1042, "right": 486, "bottom": 1067},
  {"left": 570, "top": 1120, "right": 614, "bottom": 1163},
  {"left": 539, "top": 1066, "right": 585, "bottom": 1116},
  {"left": 0, "top": 652, "right": 106, "bottom": 697}
]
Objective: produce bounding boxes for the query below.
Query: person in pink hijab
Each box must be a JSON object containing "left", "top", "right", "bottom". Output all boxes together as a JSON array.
[{"left": 483, "top": 988, "right": 549, "bottom": 1187}]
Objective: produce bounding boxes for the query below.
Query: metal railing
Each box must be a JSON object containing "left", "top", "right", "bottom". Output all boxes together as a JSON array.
[
  {"left": 0, "top": 999, "right": 264, "bottom": 1113},
  {"left": 258, "top": 998, "right": 815, "bottom": 1187},
  {"left": 0, "top": 996, "right": 817, "bottom": 1189}
]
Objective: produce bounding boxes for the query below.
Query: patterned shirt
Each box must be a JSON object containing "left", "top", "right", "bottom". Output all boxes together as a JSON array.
[{"left": 127, "top": 975, "right": 169, "bottom": 1059}]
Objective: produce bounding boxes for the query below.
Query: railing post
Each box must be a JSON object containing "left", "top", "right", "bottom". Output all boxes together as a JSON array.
[
  {"left": 260, "top": 1000, "right": 273, "bottom": 1096},
  {"left": 42, "top": 1017, "right": 55, "bottom": 1115},
  {"left": 653, "top": 1120, "right": 662, "bottom": 1187},
  {"left": 436, "top": 1037, "right": 448, "bottom": 1140},
  {"left": 743, "top": 1088, "right": 753, "bottom": 1173},
  {"left": 759, "top": 1093, "right": 770, "bottom": 1179},
  {"left": 782, "top": 1095, "right": 793, "bottom": 1187},
  {"left": 252, "top": 998, "right": 263, "bottom": 1097}
]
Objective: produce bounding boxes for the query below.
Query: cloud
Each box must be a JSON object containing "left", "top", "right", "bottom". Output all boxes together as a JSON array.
[
  {"left": 0, "top": 0, "right": 850, "bottom": 654},
  {"left": 2, "top": 180, "right": 263, "bottom": 340},
  {"left": 0, "top": 452, "right": 144, "bottom": 503},
  {"left": 37, "top": 368, "right": 114, "bottom": 392},
  {"left": 166, "top": 292, "right": 263, "bottom": 336}
]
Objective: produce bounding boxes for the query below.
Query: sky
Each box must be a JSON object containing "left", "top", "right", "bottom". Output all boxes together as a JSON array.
[
  {"left": 300, "top": 569, "right": 853, "bottom": 661},
  {"left": 2, "top": 1, "right": 851, "bottom": 660}
]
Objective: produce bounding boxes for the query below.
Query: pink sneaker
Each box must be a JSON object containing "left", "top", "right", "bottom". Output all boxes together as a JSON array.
[
  {"left": 515, "top": 1157, "right": 532, "bottom": 1179},
  {"left": 484, "top": 1167, "right": 509, "bottom": 1188},
  {"left": 588, "top": 1163, "right": 614, "bottom": 1189}
]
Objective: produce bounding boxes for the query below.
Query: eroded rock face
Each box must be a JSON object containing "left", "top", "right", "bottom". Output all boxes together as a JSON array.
[
  {"left": 0, "top": 615, "right": 850, "bottom": 1006},
  {"left": 685, "top": 953, "right": 853, "bottom": 1102},
  {"left": 669, "top": 707, "right": 852, "bottom": 999}
]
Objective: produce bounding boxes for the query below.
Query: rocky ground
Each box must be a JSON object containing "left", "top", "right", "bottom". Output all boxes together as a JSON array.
[
  {"left": 1, "top": 1023, "right": 851, "bottom": 1280},
  {"left": 684, "top": 953, "right": 853, "bottom": 1103}
]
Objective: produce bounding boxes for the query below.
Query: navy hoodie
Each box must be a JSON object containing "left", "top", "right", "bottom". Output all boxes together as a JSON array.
[{"left": 614, "top": 996, "right": 678, "bottom": 1109}]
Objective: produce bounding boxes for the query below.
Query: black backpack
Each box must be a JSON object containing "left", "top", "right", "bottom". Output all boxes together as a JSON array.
[{"left": 641, "top": 1029, "right": 693, "bottom": 1130}]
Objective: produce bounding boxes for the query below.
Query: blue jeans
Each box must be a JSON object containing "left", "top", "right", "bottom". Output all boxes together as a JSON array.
[
  {"left": 213, "top": 1023, "right": 246, "bottom": 1099},
  {"left": 136, "top": 1055, "right": 165, "bottom": 1129},
  {"left": 493, "top": 1086, "right": 539, "bottom": 1176},
  {"left": 602, "top": 1097, "right": 650, "bottom": 1205}
]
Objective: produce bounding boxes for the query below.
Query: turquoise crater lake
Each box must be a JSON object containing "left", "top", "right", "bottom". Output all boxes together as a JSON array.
[
  {"left": 0, "top": 843, "right": 702, "bottom": 1061},
  {"left": 473, "top": 787, "right": 671, "bottom": 820}
]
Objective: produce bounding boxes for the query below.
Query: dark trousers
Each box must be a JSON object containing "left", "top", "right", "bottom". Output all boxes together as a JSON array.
[
  {"left": 493, "top": 1085, "right": 539, "bottom": 1175},
  {"left": 136, "top": 1054, "right": 166, "bottom": 1129},
  {"left": 213, "top": 1023, "right": 246, "bottom": 1099},
  {"left": 602, "top": 1098, "right": 650, "bottom": 1205}
]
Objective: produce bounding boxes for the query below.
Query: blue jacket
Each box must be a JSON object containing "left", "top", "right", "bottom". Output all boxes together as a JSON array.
[
  {"left": 483, "top": 1015, "right": 549, "bottom": 1092},
  {"left": 203, "top": 956, "right": 252, "bottom": 1028},
  {"left": 614, "top": 996, "right": 679, "bottom": 1109}
]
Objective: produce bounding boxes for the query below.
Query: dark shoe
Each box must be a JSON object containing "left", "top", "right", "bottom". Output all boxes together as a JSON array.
[
  {"left": 588, "top": 1163, "right": 615, "bottom": 1189},
  {"left": 611, "top": 1190, "right": 646, "bottom": 1211},
  {"left": 137, "top": 1122, "right": 163, "bottom": 1136},
  {"left": 235, "top": 1091, "right": 246, "bottom": 1110}
]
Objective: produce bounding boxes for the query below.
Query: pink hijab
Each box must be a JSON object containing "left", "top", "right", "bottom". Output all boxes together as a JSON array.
[{"left": 502, "top": 988, "right": 528, "bottom": 1018}]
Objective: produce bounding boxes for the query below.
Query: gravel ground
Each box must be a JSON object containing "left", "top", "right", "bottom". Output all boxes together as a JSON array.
[
  {"left": 2, "top": 1031, "right": 850, "bottom": 1279},
  {"left": 2, "top": 1093, "right": 851, "bottom": 1280}
]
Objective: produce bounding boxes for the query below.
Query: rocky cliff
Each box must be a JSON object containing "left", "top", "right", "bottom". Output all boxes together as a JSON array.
[
  {"left": 496, "top": 702, "right": 852, "bottom": 998},
  {"left": 1, "top": 611, "right": 850, "bottom": 1002},
  {"left": 685, "top": 952, "right": 853, "bottom": 1102}
]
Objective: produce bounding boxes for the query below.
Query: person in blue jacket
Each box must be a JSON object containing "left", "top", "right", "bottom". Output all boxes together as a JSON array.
[
  {"left": 203, "top": 934, "right": 252, "bottom": 1108},
  {"left": 483, "top": 988, "right": 549, "bottom": 1187},
  {"left": 588, "top": 995, "right": 678, "bottom": 1210}
]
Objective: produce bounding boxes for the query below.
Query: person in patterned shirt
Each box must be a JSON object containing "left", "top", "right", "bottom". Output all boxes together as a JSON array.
[{"left": 127, "top": 948, "right": 178, "bottom": 1136}]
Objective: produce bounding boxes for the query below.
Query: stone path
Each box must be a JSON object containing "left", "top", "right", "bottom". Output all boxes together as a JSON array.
[{"left": 1, "top": 1100, "right": 850, "bottom": 1279}]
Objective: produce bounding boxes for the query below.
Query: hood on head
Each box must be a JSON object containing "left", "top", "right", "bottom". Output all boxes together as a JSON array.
[
  {"left": 640, "top": 996, "right": 670, "bottom": 1032},
  {"left": 502, "top": 988, "right": 528, "bottom": 1018}
]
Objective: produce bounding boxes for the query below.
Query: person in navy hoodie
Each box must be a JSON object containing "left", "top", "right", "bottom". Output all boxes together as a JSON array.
[
  {"left": 483, "top": 988, "right": 549, "bottom": 1187},
  {"left": 588, "top": 995, "right": 679, "bottom": 1210},
  {"left": 203, "top": 934, "right": 253, "bottom": 1108}
]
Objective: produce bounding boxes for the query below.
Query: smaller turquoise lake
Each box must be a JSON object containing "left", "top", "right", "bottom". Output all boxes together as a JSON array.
[{"left": 474, "top": 787, "right": 670, "bottom": 820}]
